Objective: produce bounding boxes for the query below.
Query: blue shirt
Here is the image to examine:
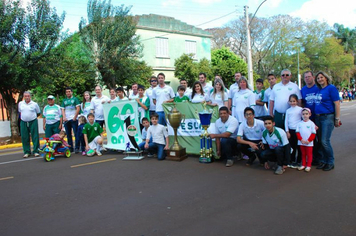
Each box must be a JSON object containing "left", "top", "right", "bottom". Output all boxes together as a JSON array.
[
  {"left": 315, "top": 84, "right": 339, "bottom": 114},
  {"left": 301, "top": 84, "right": 319, "bottom": 120}
]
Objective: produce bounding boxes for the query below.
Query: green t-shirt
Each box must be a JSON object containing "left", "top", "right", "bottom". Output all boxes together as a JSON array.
[
  {"left": 43, "top": 104, "right": 62, "bottom": 124},
  {"left": 61, "top": 96, "right": 80, "bottom": 120},
  {"left": 174, "top": 95, "right": 190, "bottom": 103},
  {"left": 82, "top": 122, "right": 103, "bottom": 143}
]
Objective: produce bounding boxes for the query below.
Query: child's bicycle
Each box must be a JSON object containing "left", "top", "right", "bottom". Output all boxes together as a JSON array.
[{"left": 39, "top": 138, "right": 71, "bottom": 162}]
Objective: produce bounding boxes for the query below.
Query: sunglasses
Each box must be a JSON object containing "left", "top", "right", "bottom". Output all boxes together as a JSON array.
[
  {"left": 281, "top": 74, "right": 290, "bottom": 77},
  {"left": 150, "top": 80, "right": 157, "bottom": 82}
]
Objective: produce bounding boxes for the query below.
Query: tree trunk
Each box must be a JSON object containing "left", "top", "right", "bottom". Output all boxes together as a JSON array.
[{"left": 9, "top": 98, "right": 20, "bottom": 142}]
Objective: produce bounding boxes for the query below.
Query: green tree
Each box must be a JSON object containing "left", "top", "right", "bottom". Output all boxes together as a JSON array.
[
  {"left": 0, "top": 0, "right": 64, "bottom": 140},
  {"left": 174, "top": 54, "right": 198, "bottom": 87},
  {"left": 79, "top": 0, "right": 151, "bottom": 88},
  {"left": 211, "top": 47, "right": 247, "bottom": 87}
]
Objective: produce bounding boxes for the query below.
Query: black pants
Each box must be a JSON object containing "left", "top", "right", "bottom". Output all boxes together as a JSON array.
[
  {"left": 288, "top": 129, "right": 301, "bottom": 164},
  {"left": 260, "top": 144, "right": 291, "bottom": 166},
  {"left": 239, "top": 139, "right": 263, "bottom": 164}
]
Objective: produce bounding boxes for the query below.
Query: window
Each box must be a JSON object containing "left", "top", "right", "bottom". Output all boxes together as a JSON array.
[
  {"left": 156, "top": 37, "right": 169, "bottom": 58},
  {"left": 185, "top": 40, "right": 197, "bottom": 59}
]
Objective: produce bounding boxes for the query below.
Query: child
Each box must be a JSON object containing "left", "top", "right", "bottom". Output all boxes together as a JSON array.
[
  {"left": 296, "top": 108, "right": 316, "bottom": 172},
  {"left": 260, "top": 116, "right": 291, "bottom": 175},
  {"left": 174, "top": 85, "right": 190, "bottom": 103},
  {"left": 138, "top": 117, "right": 153, "bottom": 156},
  {"left": 49, "top": 130, "right": 70, "bottom": 150},
  {"left": 136, "top": 85, "right": 150, "bottom": 125},
  {"left": 81, "top": 91, "right": 92, "bottom": 119},
  {"left": 108, "top": 88, "right": 118, "bottom": 103},
  {"left": 253, "top": 78, "right": 268, "bottom": 118},
  {"left": 284, "top": 94, "right": 302, "bottom": 168},
  {"left": 144, "top": 113, "right": 169, "bottom": 160},
  {"left": 116, "top": 87, "right": 128, "bottom": 101},
  {"left": 82, "top": 113, "right": 104, "bottom": 156},
  {"left": 77, "top": 116, "right": 87, "bottom": 156}
]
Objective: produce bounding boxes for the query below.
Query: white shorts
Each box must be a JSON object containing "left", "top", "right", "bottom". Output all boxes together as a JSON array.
[{"left": 88, "top": 136, "right": 102, "bottom": 151}]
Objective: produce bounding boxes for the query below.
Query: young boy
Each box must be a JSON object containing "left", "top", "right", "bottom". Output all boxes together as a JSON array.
[
  {"left": 144, "top": 113, "right": 169, "bottom": 160},
  {"left": 260, "top": 116, "right": 291, "bottom": 175},
  {"left": 116, "top": 87, "right": 128, "bottom": 101},
  {"left": 174, "top": 85, "right": 190, "bottom": 103},
  {"left": 82, "top": 113, "right": 104, "bottom": 156},
  {"left": 44, "top": 130, "right": 70, "bottom": 151},
  {"left": 138, "top": 117, "right": 153, "bottom": 155},
  {"left": 136, "top": 85, "right": 150, "bottom": 124},
  {"left": 253, "top": 78, "right": 268, "bottom": 118}
]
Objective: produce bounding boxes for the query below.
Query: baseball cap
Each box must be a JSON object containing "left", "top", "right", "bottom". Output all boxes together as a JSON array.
[{"left": 47, "top": 95, "right": 55, "bottom": 99}]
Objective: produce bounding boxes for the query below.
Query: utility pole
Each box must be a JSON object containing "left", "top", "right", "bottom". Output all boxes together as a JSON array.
[{"left": 244, "top": 5, "right": 254, "bottom": 89}]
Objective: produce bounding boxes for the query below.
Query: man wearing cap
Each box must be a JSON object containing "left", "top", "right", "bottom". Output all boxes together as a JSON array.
[
  {"left": 43, "top": 95, "right": 62, "bottom": 138},
  {"left": 18, "top": 91, "right": 41, "bottom": 158}
]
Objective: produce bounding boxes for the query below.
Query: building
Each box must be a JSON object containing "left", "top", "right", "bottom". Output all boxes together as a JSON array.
[{"left": 135, "top": 14, "right": 212, "bottom": 90}]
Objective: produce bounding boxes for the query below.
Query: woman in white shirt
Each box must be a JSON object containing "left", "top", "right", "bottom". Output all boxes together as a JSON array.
[
  {"left": 232, "top": 76, "right": 255, "bottom": 123},
  {"left": 190, "top": 81, "right": 209, "bottom": 103},
  {"left": 208, "top": 78, "right": 228, "bottom": 108}
]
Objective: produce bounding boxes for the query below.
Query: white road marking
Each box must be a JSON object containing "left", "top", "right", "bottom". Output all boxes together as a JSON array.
[{"left": 0, "top": 157, "right": 42, "bottom": 165}]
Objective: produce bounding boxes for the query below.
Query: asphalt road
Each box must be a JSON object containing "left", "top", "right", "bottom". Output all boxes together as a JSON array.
[{"left": 1, "top": 101, "right": 355, "bottom": 236}]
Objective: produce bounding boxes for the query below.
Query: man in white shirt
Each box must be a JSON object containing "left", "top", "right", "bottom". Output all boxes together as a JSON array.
[
  {"left": 18, "top": 91, "right": 41, "bottom": 158},
  {"left": 129, "top": 83, "right": 139, "bottom": 100},
  {"left": 263, "top": 73, "right": 277, "bottom": 110},
  {"left": 199, "top": 72, "right": 213, "bottom": 95},
  {"left": 228, "top": 72, "right": 241, "bottom": 114},
  {"left": 269, "top": 69, "right": 302, "bottom": 129},
  {"left": 145, "top": 76, "right": 158, "bottom": 117},
  {"left": 152, "top": 73, "right": 175, "bottom": 126},
  {"left": 209, "top": 106, "right": 239, "bottom": 167},
  {"left": 90, "top": 85, "right": 110, "bottom": 127}
]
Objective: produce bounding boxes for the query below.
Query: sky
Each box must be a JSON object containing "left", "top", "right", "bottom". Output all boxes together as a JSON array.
[{"left": 23, "top": 0, "right": 356, "bottom": 33}]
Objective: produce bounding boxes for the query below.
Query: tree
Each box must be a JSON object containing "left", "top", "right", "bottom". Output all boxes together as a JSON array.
[
  {"left": 79, "top": 0, "right": 151, "bottom": 88},
  {"left": 0, "top": 0, "right": 64, "bottom": 140},
  {"left": 211, "top": 47, "right": 248, "bottom": 87},
  {"left": 174, "top": 54, "right": 198, "bottom": 87}
]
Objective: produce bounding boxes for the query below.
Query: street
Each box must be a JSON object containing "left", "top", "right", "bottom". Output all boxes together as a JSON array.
[{"left": 1, "top": 101, "right": 356, "bottom": 236}]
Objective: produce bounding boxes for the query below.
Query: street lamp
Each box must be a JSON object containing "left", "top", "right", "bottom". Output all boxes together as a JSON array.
[{"left": 295, "top": 37, "right": 301, "bottom": 89}]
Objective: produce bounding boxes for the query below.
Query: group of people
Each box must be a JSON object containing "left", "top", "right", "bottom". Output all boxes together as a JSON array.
[
  {"left": 210, "top": 69, "right": 341, "bottom": 174},
  {"left": 18, "top": 69, "right": 341, "bottom": 174}
]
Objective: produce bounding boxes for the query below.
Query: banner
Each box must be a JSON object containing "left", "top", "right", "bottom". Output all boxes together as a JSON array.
[
  {"left": 163, "top": 103, "right": 219, "bottom": 154},
  {"left": 103, "top": 100, "right": 142, "bottom": 150}
]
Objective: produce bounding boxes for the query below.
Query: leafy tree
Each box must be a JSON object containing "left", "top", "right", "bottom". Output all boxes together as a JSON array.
[
  {"left": 211, "top": 47, "right": 247, "bottom": 87},
  {"left": 79, "top": 0, "right": 151, "bottom": 88},
  {"left": 0, "top": 0, "right": 64, "bottom": 140},
  {"left": 174, "top": 54, "right": 198, "bottom": 87}
]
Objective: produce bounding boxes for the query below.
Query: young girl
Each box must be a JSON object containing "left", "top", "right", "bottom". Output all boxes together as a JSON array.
[
  {"left": 284, "top": 94, "right": 302, "bottom": 168},
  {"left": 190, "top": 81, "right": 209, "bottom": 103},
  {"left": 108, "top": 88, "right": 118, "bottom": 102},
  {"left": 81, "top": 91, "right": 92, "bottom": 118},
  {"left": 77, "top": 116, "right": 87, "bottom": 156},
  {"left": 116, "top": 87, "right": 128, "bottom": 101},
  {"left": 208, "top": 78, "right": 228, "bottom": 108},
  {"left": 296, "top": 108, "right": 316, "bottom": 172}
]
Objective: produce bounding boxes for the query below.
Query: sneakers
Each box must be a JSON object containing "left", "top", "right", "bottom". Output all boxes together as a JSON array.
[
  {"left": 74, "top": 149, "right": 80, "bottom": 154},
  {"left": 101, "top": 147, "right": 107, "bottom": 152},
  {"left": 274, "top": 166, "right": 284, "bottom": 175},
  {"left": 81, "top": 151, "right": 86, "bottom": 156},
  {"left": 34, "top": 153, "right": 40, "bottom": 157},
  {"left": 96, "top": 151, "right": 102, "bottom": 156},
  {"left": 305, "top": 167, "right": 311, "bottom": 172},
  {"left": 147, "top": 153, "right": 154, "bottom": 158},
  {"left": 23, "top": 154, "right": 29, "bottom": 158},
  {"left": 290, "top": 162, "right": 299, "bottom": 169},
  {"left": 298, "top": 166, "right": 306, "bottom": 171},
  {"left": 226, "top": 159, "right": 234, "bottom": 167}
]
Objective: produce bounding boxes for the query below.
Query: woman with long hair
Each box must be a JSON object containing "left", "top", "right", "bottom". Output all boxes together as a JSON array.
[
  {"left": 208, "top": 78, "right": 228, "bottom": 108},
  {"left": 81, "top": 91, "right": 92, "bottom": 118},
  {"left": 231, "top": 76, "right": 255, "bottom": 123},
  {"left": 314, "top": 71, "right": 341, "bottom": 171},
  {"left": 190, "top": 81, "right": 209, "bottom": 103}
]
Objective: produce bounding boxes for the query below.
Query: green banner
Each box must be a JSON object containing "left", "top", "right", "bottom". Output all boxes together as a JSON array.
[
  {"left": 163, "top": 103, "right": 219, "bottom": 155},
  {"left": 103, "top": 100, "right": 142, "bottom": 150}
]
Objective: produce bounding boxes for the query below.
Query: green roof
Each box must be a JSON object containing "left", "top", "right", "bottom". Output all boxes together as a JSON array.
[{"left": 135, "top": 14, "right": 212, "bottom": 38}]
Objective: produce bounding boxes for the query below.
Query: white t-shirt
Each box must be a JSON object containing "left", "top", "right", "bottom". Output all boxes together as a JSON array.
[
  {"left": 202, "top": 84, "right": 213, "bottom": 95},
  {"left": 152, "top": 85, "right": 175, "bottom": 112},
  {"left": 90, "top": 95, "right": 110, "bottom": 121},
  {"left": 285, "top": 106, "right": 303, "bottom": 131},
  {"left": 117, "top": 97, "right": 128, "bottom": 101},
  {"left": 146, "top": 124, "right": 168, "bottom": 145},
  {"left": 237, "top": 118, "right": 264, "bottom": 141},
  {"left": 209, "top": 91, "right": 228, "bottom": 108},
  {"left": 270, "top": 81, "right": 301, "bottom": 113},
  {"left": 228, "top": 83, "right": 239, "bottom": 99},
  {"left": 18, "top": 100, "right": 40, "bottom": 122},
  {"left": 215, "top": 115, "right": 239, "bottom": 139},
  {"left": 232, "top": 89, "right": 256, "bottom": 123},
  {"left": 296, "top": 120, "right": 316, "bottom": 147},
  {"left": 43, "top": 104, "right": 62, "bottom": 124},
  {"left": 262, "top": 127, "right": 289, "bottom": 149},
  {"left": 129, "top": 92, "right": 139, "bottom": 100},
  {"left": 263, "top": 87, "right": 272, "bottom": 103},
  {"left": 190, "top": 93, "right": 209, "bottom": 103},
  {"left": 253, "top": 90, "right": 268, "bottom": 117},
  {"left": 145, "top": 86, "right": 157, "bottom": 111}
]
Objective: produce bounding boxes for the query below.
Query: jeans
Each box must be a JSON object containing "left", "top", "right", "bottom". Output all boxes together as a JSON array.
[
  {"left": 315, "top": 114, "right": 335, "bottom": 165},
  {"left": 139, "top": 138, "right": 153, "bottom": 151},
  {"left": 64, "top": 119, "right": 78, "bottom": 151},
  {"left": 77, "top": 124, "right": 86, "bottom": 152},
  {"left": 239, "top": 139, "right": 262, "bottom": 164},
  {"left": 220, "top": 138, "right": 239, "bottom": 160},
  {"left": 157, "top": 111, "right": 167, "bottom": 126},
  {"left": 145, "top": 142, "right": 166, "bottom": 160},
  {"left": 260, "top": 144, "right": 291, "bottom": 166}
]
